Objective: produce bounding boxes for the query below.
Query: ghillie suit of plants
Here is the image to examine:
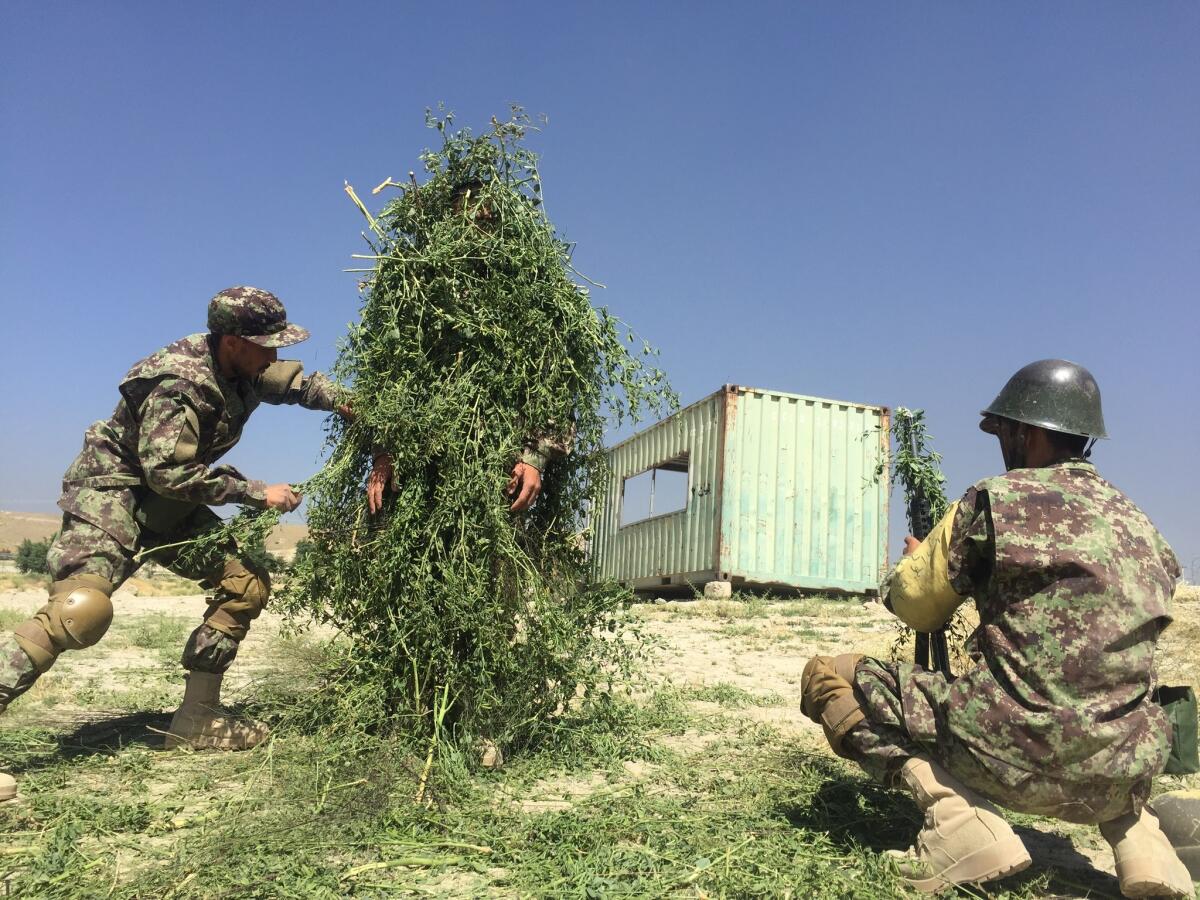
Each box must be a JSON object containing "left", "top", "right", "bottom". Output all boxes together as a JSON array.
[{"left": 283, "top": 109, "right": 675, "bottom": 753}]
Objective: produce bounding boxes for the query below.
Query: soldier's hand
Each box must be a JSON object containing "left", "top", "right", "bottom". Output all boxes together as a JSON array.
[
  {"left": 337, "top": 402, "right": 355, "bottom": 421},
  {"left": 265, "top": 484, "right": 303, "bottom": 512},
  {"left": 903, "top": 536, "right": 921, "bottom": 556},
  {"left": 507, "top": 462, "right": 542, "bottom": 512},
  {"left": 367, "top": 453, "right": 393, "bottom": 515}
]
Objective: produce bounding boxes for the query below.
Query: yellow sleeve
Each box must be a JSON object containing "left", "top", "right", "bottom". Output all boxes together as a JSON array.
[{"left": 889, "top": 500, "right": 966, "bottom": 632}]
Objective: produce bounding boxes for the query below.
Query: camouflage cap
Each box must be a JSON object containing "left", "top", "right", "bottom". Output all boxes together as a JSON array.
[{"left": 207, "top": 287, "right": 311, "bottom": 348}]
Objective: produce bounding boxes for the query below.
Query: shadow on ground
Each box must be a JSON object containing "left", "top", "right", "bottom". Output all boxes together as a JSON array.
[
  {"left": 2, "top": 704, "right": 262, "bottom": 774},
  {"left": 2, "top": 711, "right": 170, "bottom": 774},
  {"left": 778, "top": 752, "right": 1122, "bottom": 898}
]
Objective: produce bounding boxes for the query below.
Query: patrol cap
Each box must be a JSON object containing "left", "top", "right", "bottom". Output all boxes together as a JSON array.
[
  {"left": 980, "top": 359, "right": 1107, "bottom": 439},
  {"left": 207, "top": 286, "right": 311, "bottom": 348}
]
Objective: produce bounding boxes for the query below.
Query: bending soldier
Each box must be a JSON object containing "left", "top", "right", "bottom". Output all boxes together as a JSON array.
[
  {"left": 801, "top": 359, "right": 1193, "bottom": 898},
  {"left": 0, "top": 287, "right": 343, "bottom": 802}
]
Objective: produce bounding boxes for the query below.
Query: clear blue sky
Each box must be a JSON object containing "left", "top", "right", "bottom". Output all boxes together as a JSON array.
[{"left": 2, "top": 3, "right": 1197, "bottom": 578}]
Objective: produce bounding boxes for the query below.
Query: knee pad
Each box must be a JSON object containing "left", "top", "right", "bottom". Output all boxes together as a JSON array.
[
  {"left": 13, "top": 575, "right": 115, "bottom": 673},
  {"left": 801, "top": 655, "right": 867, "bottom": 757},
  {"left": 203, "top": 559, "right": 271, "bottom": 641}
]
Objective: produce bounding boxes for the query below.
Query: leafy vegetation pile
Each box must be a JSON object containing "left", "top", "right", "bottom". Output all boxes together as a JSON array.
[{"left": 283, "top": 109, "right": 674, "bottom": 749}]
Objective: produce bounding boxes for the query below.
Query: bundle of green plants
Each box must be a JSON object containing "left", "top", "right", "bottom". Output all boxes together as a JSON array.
[
  {"left": 890, "top": 407, "right": 950, "bottom": 527},
  {"left": 884, "top": 408, "right": 972, "bottom": 664},
  {"left": 278, "top": 108, "right": 674, "bottom": 750}
]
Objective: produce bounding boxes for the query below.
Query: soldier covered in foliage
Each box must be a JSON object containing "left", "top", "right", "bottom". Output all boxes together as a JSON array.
[
  {"left": 801, "top": 360, "right": 1192, "bottom": 898},
  {"left": 0, "top": 287, "right": 343, "bottom": 802},
  {"left": 293, "top": 110, "right": 673, "bottom": 762}
]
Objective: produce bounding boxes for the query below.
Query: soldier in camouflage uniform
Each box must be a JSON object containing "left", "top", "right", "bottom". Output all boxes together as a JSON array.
[
  {"left": 362, "top": 178, "right": 572, "bottom": 770},
  {"left": 0, "top": 287, "right": 343, "bottom": 802},
  {"left": 363, "top": 178, "right": 571, "bottom": 518},
  {"left": 801, "top": 360, "right": 1193, "bottom": 898}
]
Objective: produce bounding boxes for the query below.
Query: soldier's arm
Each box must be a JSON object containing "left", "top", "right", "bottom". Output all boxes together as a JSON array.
[
  {"left": 519, "top": 422, "right": 575, "bottom": 471},
  {"left": 253, "top": 361, "right": 344, "bottom": 412},
  {"left": 137, "top": 385, "right": 269, "bottom": 507},
  {"left": 885, "top": 487, "right": 991, "bottom": 631}
]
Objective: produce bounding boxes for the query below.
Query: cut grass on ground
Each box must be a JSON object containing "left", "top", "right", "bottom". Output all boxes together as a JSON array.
[{"left": 4, "top": 590, "right": 1194, "bottom": 897}]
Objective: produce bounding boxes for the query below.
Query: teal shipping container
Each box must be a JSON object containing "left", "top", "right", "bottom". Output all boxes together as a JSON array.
[{"left": 591, "top": 385, "right": 890, "bottom": 595}]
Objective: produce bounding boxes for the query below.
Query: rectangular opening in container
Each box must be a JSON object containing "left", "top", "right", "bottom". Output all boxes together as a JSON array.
[{"left": 620, "top": 452, "right": 690, "bottom": 526}]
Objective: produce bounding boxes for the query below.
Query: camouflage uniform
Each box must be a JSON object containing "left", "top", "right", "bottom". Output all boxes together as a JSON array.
[
  {"left": 843, "top": 460, "right": 1179, "bottom": 824},
  {"left": 0, "top": 291, "right": 340, "bottom": 710},
  {"left": 519, "top": 431, "right": 572, "bottom": 472}
]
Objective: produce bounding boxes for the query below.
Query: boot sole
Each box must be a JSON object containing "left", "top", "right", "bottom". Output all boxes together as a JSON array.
[
  {"left": 1116, "top": 859, "right": 1195, "bottom": 899},
  {"left": 1120, "top": 879, "right": 1194, "bottom": 899},
  {"left": 906, "top": 836, "right": 1033, "bottom": 893},
  {"left": 163, "top": 734, "right": 261, "bottom": 748},
  {"left": 164, "top": 734, "right": 266, "bottom": 751}
]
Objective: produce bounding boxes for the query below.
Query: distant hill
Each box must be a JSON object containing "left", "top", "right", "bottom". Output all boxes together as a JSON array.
[
  {"left": 0, "top": 510, "right": 308, "bottom": 561},
  {"left": 0, "top": 511, "right": 60, "bottom": 552}
]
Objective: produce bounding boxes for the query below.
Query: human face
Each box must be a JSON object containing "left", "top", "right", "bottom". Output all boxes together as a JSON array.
[
  {"left": 452, "top": 187, "right": 495, "bottom": 227},
  {"left": 980, "top": 414, "right": 1027, "bottom": 471},
  {"left": 218, "top": 335, "right": 278, "bottom": 379}
]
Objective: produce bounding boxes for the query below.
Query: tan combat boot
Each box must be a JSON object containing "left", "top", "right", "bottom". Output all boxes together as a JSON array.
[
  {"left": 888, "top": 755, "right": 1032, "bottom": 892},
  {"left": 0, "top": 772, "right": 16, "bottom": 803},
  {"left": 1101, "top": 805, "right": 1195, "bottom": 898},
  {"left": 164, "top": 672, "right": 269, "bottom": 751}
]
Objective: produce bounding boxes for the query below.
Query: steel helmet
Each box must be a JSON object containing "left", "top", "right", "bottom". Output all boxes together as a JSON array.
[{"left": 981, "top": 359, "right": 1107, "bottom": 439}]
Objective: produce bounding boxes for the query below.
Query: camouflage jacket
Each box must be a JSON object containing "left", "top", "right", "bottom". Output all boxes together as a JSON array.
[
  {"left": 58, "top": 333, "right": 340, "bottom": 549},
  {"left": 518, "top": 424, "right": 574, "bottom": 471},
  {"left": 907, "top": 460, "right": 1180, "bottom": 787}
]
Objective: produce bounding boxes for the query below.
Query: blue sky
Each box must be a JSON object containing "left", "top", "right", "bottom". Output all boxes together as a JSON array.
[{"left": 2, "top": 3, "right": 1197, "bottom": 577}]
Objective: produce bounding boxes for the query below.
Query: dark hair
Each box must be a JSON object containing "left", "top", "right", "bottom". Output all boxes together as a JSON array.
[{"left": 450, "top": 179, "right": 486, "bottom": 200}]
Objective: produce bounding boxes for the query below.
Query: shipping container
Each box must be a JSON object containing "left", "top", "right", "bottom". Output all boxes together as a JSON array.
[{"left": 591, "top": 385, "right": 890, "bottom": 595}]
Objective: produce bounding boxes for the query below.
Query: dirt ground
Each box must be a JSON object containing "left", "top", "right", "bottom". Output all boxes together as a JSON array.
[{"left": 1, "top": 580, "right": 1198, "bottom": 897}]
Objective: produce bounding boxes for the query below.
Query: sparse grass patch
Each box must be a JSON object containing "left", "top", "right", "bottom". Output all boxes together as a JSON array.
[
  {"left": 647, "top": 595, "right": 772, "bottom": 622},
  {"left": 773, "top": 595, "right": 872, "bottom": 619},
  {"left": 72, "top": 674, "right": 179, "bottom": 713},
  {"left": 684, "top": 682, "right": 786, "bottom": 708},
  {"left": 0, "top": 572, "right": 48, "bottom": 591},
  {"left": 122, "top": 612, "right": 193, "bottom": 652},
  {"left": 717, "top": 623, "right": 761, "bottom": 639},
  {"left": 0, "top": 607, "right": 29, "bottom": 630}
]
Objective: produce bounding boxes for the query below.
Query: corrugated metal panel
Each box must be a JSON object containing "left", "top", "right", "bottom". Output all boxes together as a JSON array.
[
  {"left": 592, "top": 385, "right": 889, "bottom": 594},
  {"left": 592, "top": 391, "right": 722, "bottom": 585},
  {"left": 720, "top": 387, "right": 888, "bottom": 592}
]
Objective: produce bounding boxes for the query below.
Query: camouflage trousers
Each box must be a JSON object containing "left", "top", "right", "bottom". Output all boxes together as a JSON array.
[
  {"left": 0, "top": 509, "right": 250, "bottom": 713},
  {"left": 843, "top": 657, "right": 1149, "bottom": 825}
]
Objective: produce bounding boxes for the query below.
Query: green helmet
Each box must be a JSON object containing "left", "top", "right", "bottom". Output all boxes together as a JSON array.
[{"left": 981, "top": 359, "right": 1107, "bottom": 439}]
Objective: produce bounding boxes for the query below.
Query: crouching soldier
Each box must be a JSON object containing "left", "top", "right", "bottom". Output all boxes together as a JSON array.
[
  {"left": 800, "top": 360, "right": 1193, "bottom": 898},
  {"left": 0, "top": 287, "right": 344, "bottom": 801}
]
